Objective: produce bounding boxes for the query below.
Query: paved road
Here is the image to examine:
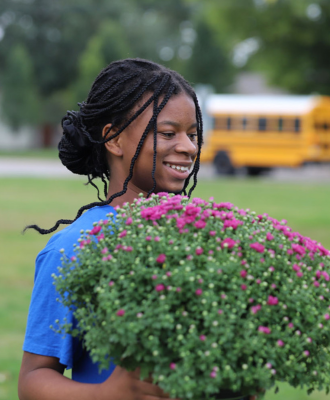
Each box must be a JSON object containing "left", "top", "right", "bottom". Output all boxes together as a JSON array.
[{"left": 1, "top": 157, "right": 330, "bottom": 182}]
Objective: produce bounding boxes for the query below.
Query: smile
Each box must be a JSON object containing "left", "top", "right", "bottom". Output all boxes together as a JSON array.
[{"left": 164, "top": 163, "right": 190, "bottom": 172}]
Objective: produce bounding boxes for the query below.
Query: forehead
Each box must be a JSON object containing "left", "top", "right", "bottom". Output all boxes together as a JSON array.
[{"left": 133, "top": 92, "right": 196, "bottom": 126}]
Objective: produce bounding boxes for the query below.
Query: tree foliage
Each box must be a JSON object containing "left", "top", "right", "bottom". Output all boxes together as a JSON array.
[{"left": 198, "top": 0, "right": 330, "bottom": 94}]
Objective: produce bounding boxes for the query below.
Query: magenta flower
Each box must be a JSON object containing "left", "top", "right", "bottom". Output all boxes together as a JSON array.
[
  {"left": 187, "top": 255, "right": 193, "bottom": 260},
  {"left": 109, "top": 281, "right": 114, "bottom": 286},
  {"left": 146, "top": 236, "right": 152, "bottom": 241},
  {"left": 269, "top": 266, "right": 275, "bottom": 272},
  {"left": 101, "top": 247, "right": 108, "bottom": 254},
  {"left": 70, "top": 256, "right": 76, "bottom": 261},
  {"left": 195, "top": 247, "right": 204, "bottom": 255},
  {"left": 277, "top": 340, "right": 284, "bottom": 347},
  {"left": 303, "top": 350, "right": 310, "bottom": 357},
  {"left": 125, "top": 217, "right": 133, "bottom": 225},
  {"left": 194, "top": 219, "right": 206, "bottom": 229},
  {"left": 199, "top": 335, "right": 206, "bottom": 341},
  {"left": 116, "top": 309, "right": 125, "bottom": 316},
  {"left": 195, "top": 288, "right": 203, "bottom": 296},
  {"left": 176, "top": 287, "right": 182, "bottom": 292},
  {"left": 152, "top": 275, "right": 158, "bottom": 280},
  {"left": 266, "top": 232, "right": 274, "bottom": 241},
  {"left": 218, "top": 309, "right": 223, "bottom": 314},
  {"left": 288, "top": 323, "right": 294, "bottom": 328},
  {"left": 97, "top": 233, "right": 105, "bottom": 241},
  {"left": 324, "top": 314, "right": 330, "bottom": 320},
  {"left": 119, "top": 230, "right": 127, "bottom": 238},
  {"left": 156, "top": 254, "right": 166, "bottom": 263},
  {"left": 296, "top": 272, "right": 303, "bottom": 278},
  {"left": 155, "top": 284, "right": 165, "bottom": 292},
  {"left": 258, "top": 326, "right": 271, "bottom": 334},
  {"left": 241, "top": 284, "right": 247, "bottom": 290},
  {"left": 292, "top": 243, "right": 306, "bottom": 256},
  {"left": 240, "top": 270, "right": 247, "bottom": 278},
  {"left": 250, "top": 242, "right": 265, "bottom": 253},
  {"left": 154, "top": 236, "right": 160, "bottom": 242},
  {"left": 251, "top": 305, "right": 261, "bottom": 314},
  {"left": 210, "top": 371, "right": 217, "bottom": 378},
  {"left": 209, "top": 231, "right": 216, "bottom": 236},
  {"left": 166, "top": 271, "right": 172, "bottom": 277},
  {"left": 170, "top": 363, "right": 176, "bottom": 370},
  {"left": 314, "top": 281, "right": 320, "bottom": 287},
  {"left": 267, "top": 296, "right": 278, "bottom": 306},
  {"left": 292, "top": 264, "right": 301, "bottom": 272},
  {"left": 221, "top": 238, "right": 236, "bottom": 249},
  {"left": 90, "top": 225, "right": 102, "bottom": 235}
]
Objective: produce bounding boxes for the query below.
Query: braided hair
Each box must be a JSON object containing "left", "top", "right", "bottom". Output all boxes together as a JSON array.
[{"left": 26, "top": 58, "right": 203, "bottom": 234}]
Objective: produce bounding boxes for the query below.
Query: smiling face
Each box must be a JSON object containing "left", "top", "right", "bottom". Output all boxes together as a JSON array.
[{"left": 104, "top": 92, "right": 199, "bottom": 204}]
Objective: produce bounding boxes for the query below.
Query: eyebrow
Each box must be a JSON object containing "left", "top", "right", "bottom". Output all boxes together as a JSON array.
[{"left": 157, "top": 120, "right": 198, "bottom": 129}]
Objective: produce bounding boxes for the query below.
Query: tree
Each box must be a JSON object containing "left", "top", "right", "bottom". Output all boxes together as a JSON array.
[
  {"left": 1, "top": 44, "right": 40, "bottom": 129},
  {"left": 194, "top": 0, "right": 330, "bottom": 94}
]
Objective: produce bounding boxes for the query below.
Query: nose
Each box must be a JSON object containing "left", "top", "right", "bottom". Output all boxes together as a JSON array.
[{"left": 175, "top": 133, "right": 198, "bottom": 157}]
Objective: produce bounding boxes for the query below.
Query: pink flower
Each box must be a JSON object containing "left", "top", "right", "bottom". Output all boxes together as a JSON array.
[
  {"left": 199, "top": 335, "right": 206, "bottom": 341},
  {"left": 266, "top": 232, "right": 274, "bottom": 241},
  {"left": 90, "top": 225, "right": 102, "bottom": 235},
  {"left": 126, "top": 217, "right": 133, "bottom": 225},
  {"left": 209, "top": 231, "right": 216, "bottom": 236},
  {"left": 102, "top": 256, "right": 108, "bottom": 261},
  {"left": 241, "top": 284, "right": 247, "bottom": 290},
  {"left": 210, "top": 371, "right": 217, "bottom": 378},
  {"left": 176, "top": 287, "right": 182, "bottom": 292},
  {"left": 124, "top": 246, "right": 133, "bottom": 252},
  {"left": 195, "top": 289, "right": 203, "bottom": 296},
  {"left": 218, "top": 309, "right": 223, "bottom": 314},
  {"left": 119, "top": 230, "right": 127, "bottom": 238},
  {"left": 249, "top": 298, "right": 254, "bottom": 303},
  {"left": 70, "top": 256, "right": 76, "bottom": 261},
  {"left": 240, "top": 270, "right": 247, "bottom": 278},
  {"left": 271, "top": 283, "right": 277, "bottom": 289},
  {"left": 277, "top": 340, "right": 284, "bottom": 347},
  {"left": 166, "top": 271, "right": 172, "bottom": 277},
  {"left": 109, "top": 281, "right": 114, "bottom": 286},
  {"left": 145, "top": 236, "right": 152, "bottom": 241},
  {"left": 256, "top": 279, "right": 261, "bottom": 284},
  {"left": 322, "top": 271, "right": 330, "bottom": 281},
  {"left": 314, "top": 281, "right": 320, "bottom": 287},
  {"left": 155, "top": 284, "right": 165, "bottom": 292},
  {"left": 292, "top": 264, "right": 301, "bottom": 272},
  {"left": 249, "top": 243, "right": 265, "bottom": 253},
  {"left": 269, "top": 266, "right": 275, "bottom": 272},
  {"left": 297, "top": 272, "right": 303, "bottom": 278},
  {"left": 116, "top": 309, "right": 125, "bottom": 316},
  {"left": 152, "top": 275, "right": 158, "bottom": 280},
  {"left": 292, "top": 243, "right": 306, "bottom": 256},
  {"left": 223, "top": 219, "right": 243, "bottom": 230},
  {"left": 221, "top": 238, "right": 236, "bottom": 249},
  {"left": 304, "top": 350, "right": 310, "bottom": 357},
  {"left": 258, "top": 326, "right": 271, "bottom": 334},
  {"left": 187, "top": 255, "right": 193, "bottom": 260},
  {"left": 241, "top": 260, "right": 247, "bottom": 266},
  {"left": 265, "top": 363, "right": 272, "bottom": 369},
  {"left": 156, "top": 254, "right": 166, "bottom": 263},
  {"left": 324, "top": 314, "right": 330, "bottom": 320},
  {"left": 267, "top": 296, "right": 278, "bottom": 305},
  {"left": 170, "top": 363, "right": 176, "bottom": 370},
  {"left": 97, "top": 233, "right": 104, "bottom": 241},
  {"left": 195, "top": 247, "right": 204, "bottom": 255},
  {"left": 154, "top": 236, "right": 160, "bottom": 242},
  {"left": 288, "top": 323, "right": 294, "bottom": 328},
  {"left": 194, "top": 219, "right": 206, "bottom": 229},
  {"left": 287, "top": 249, "right": 293, "bottom": 255},
  {"left": 101, "top": 247, "right": 108, "bottom": 254},
  {"left": 251, "top": 305, "right": 261, "bottom": 314}
]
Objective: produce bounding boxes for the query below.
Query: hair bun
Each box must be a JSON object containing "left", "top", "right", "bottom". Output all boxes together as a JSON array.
[{"left": 58, "top": 111, "right": 92, "bottom": 175}]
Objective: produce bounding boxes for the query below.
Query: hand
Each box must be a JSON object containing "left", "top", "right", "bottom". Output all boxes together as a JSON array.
[{"left": 97, "top": 366, "right": 180, "bottom": 400}]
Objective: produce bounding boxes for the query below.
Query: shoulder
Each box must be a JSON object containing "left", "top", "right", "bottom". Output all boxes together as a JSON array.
[{"left": 36, "top": 205, "right": 117, "bottom": 269}]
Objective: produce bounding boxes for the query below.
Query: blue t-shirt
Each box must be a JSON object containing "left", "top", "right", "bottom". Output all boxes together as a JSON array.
[{"left": 23, "top": 205, "right": 117, "bottom": 383}]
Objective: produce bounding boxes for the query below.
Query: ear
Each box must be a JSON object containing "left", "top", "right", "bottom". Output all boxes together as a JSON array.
[{"left": 102, "top": 123, "right": 123, "bottom": 157}]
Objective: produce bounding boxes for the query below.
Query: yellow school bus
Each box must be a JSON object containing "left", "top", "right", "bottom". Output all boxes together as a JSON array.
[{"left": 200, "top": 94, "right": 330, "bottom": 175}]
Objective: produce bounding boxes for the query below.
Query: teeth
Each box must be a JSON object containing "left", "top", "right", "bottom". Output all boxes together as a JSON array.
[{"left": 165, "top": 163, "right": 189, "bottom": 172}]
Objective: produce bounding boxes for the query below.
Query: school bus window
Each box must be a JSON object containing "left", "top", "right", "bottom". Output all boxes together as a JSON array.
[
  {"left": 227, "top": 117, "right": 231, "bottom": 130},
  {"left": 294, "top": 118, "right": 301, "bottom": 133},
  {"left": 278, "top": 118, "right": 283, "bottom": 131},
  {"left": 214, "top": 117, "right": 226, "bottom": 130},
  {"left": 323, "top": 123, "right": 329, "bottom": 130},
  {"left": 258, "top": 118, "right": 267, "bottom": 131},
  {"left": 242, "top": 117, "right": 248, "bottom": 130}
]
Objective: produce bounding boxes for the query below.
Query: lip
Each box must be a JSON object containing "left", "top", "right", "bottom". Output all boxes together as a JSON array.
[{"left": 163, "top": 162, "right": 192, "bottom": 179}]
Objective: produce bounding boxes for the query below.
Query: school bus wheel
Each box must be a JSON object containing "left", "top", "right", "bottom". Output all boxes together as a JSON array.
[
  {"left": 246, "top": 166, "right": 271, "bottom": 176},
  {"left": 213, "top": 151, "right": 235, "bottom": 175}
]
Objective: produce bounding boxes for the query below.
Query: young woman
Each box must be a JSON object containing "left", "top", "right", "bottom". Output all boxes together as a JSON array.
[{"left": 18, "top": 58, "right": 257, "bottom": 400}]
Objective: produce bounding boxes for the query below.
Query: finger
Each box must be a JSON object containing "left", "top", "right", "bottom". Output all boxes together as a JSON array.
[{"left": 137, "top": 380, "right": 170, "bottom": 398}]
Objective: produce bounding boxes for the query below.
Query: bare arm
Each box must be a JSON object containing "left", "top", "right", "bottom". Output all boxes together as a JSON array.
[{"left": 18, "top": 352, "right": 177, "bottom": 400}]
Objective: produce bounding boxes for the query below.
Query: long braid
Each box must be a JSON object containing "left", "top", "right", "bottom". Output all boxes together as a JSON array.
[{"left": 26, "top": 58, "right": 204, "bottom": 234}]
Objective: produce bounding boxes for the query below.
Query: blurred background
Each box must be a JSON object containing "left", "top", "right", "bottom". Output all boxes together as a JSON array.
[{"left": 1, "top": 0, "right": 330, "bottom": 399}]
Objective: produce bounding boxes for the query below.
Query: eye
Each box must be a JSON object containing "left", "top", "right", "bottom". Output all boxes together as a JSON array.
[
  {"left": 159, "top": 132, "right": 175, "bottom": 138},
  {"left": 188, "top": 133, "right": 198, "bottom": 141}
]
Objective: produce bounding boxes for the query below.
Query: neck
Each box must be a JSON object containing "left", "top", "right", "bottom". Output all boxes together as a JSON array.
[{"left": 106, "top": 176, "right": 148, "bottom": 208}]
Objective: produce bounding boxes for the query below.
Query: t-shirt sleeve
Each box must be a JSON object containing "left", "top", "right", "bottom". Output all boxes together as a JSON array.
[{"left": 23, "top": 249, "right": 82, "bottom": 369}]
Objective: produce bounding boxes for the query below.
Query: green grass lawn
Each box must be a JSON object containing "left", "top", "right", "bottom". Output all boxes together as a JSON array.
[{"left": 1, "top": 176, "right": 330, "bottom": 400}]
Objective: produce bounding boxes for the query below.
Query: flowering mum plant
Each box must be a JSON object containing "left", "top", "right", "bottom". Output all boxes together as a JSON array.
[{"left": 54, "top": 193, "right": 330, "bottom": 400}]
